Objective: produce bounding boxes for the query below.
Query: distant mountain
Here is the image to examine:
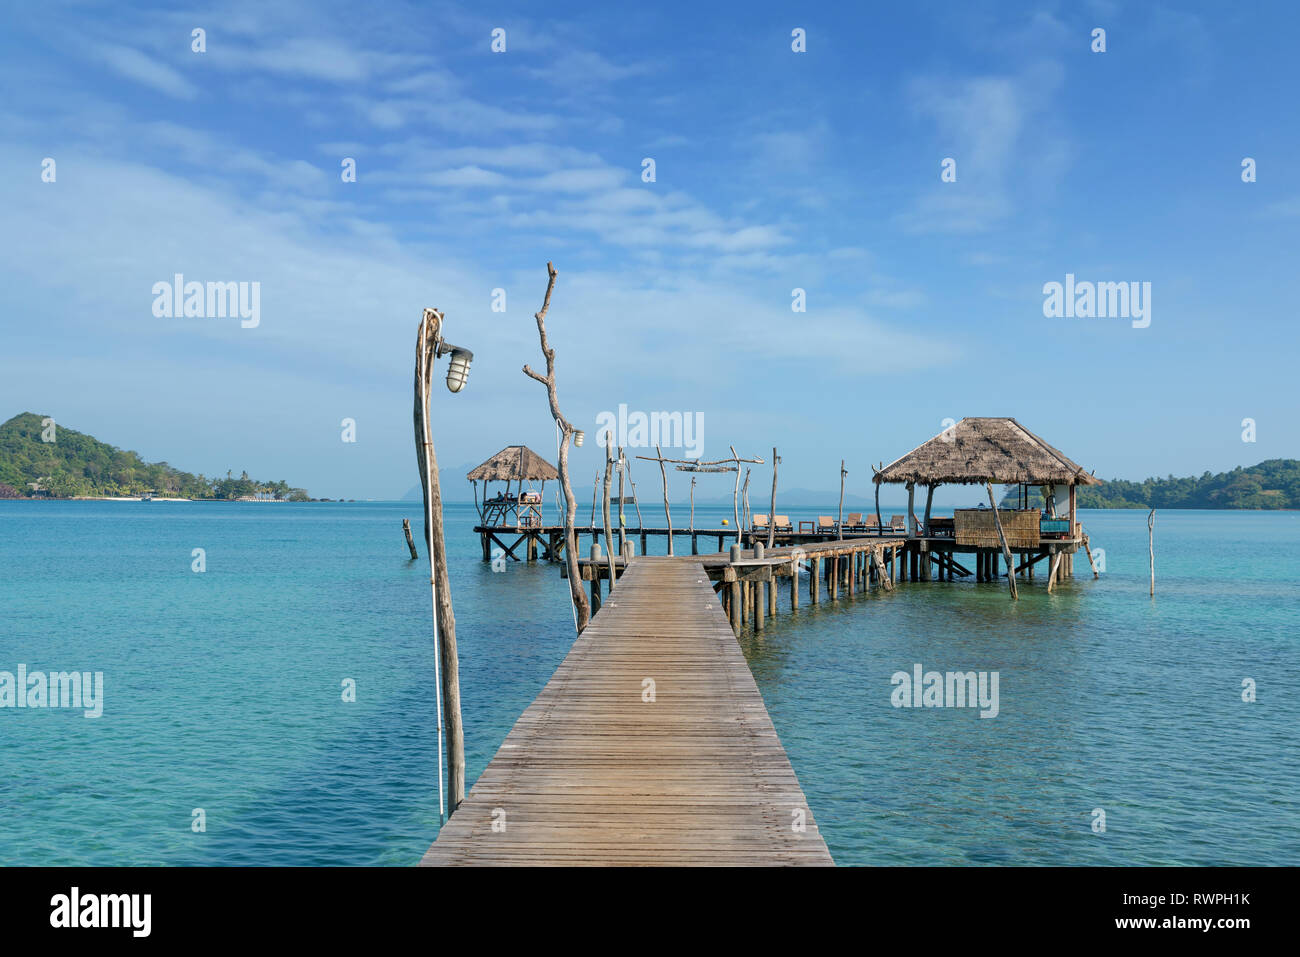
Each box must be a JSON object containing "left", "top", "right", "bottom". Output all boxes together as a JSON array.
[
  {"left": 999, "top": 460, "right": 1300, "bottom": 510},
  {"left": 0, "top": 412, "right": 309, "bottom": 500}
]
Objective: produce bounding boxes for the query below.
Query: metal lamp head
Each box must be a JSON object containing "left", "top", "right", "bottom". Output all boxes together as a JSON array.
[
  {"left": 574, "top": 430, "right": 585, "bottom": 447},
  {"left": 444, "top": 348, "right": 472, "bottom": 394}
]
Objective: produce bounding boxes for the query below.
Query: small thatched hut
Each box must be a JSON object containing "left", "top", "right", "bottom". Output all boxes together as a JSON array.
[
  {"left": 874, "top": 417, "right": 1100, "bottom": 540},
  {"left": 467, "top": 445, "right": 559, "bottom": 528}
]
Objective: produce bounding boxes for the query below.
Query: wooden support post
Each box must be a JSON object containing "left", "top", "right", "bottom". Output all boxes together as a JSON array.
[
  {"left": 1148, "top": 509, "right": 1155, "bottom": 597},
  {"left": 692, "top": 533, "right": 698, "bottom": 555},
  {"left": 616, "top": 447, "right": 626, "bottom": 555},
  {"left": 729, "top": 544, "right": 742, "bottom": 635},
  {"left": 838, "top": 460, "right": 846, "bottom": 541},
  {"left": 1082, "top": 533, "right": 1099, "bottom": 578},
  {"left": 414, "top": 306, "right": 465, "bottom": 814},
  {"left": 601, "top": 444, "right": 616, "bottom": 592},
  {"left": 1047, "top": 551, "right": 1062, "bottom": 593},
  {"left": 767, "top": 448, "right": 779, "bottom": 549},
  {"left": 590, "top": 542, "right": 603, "bottom": 611},
  {"left": 985, "top": 482, "right": 1018, "bottom": 601},
  {"left": 641, "top": 531, "right": 648, "bottom": 556},
  {"left": 811, "top": 557, "right": 820, "bottom": 603},
  {"left": 403, "top": 519, "right": 419, "bottom": 559},
  {"left": 872, "top": 547, "right": 894, "bottom": 591}
]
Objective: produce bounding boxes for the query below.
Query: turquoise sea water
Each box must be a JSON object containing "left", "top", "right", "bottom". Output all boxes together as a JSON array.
[{"left": 1, "top": 500, "right": 1296, "bottom": 865}]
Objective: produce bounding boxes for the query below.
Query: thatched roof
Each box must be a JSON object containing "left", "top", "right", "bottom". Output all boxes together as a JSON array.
[
  {"left": 466, "top": 446, "right": 558, "bottom": 483},
  {"left": 874, "top": 418, "right": 1101, "bottom": 486}
]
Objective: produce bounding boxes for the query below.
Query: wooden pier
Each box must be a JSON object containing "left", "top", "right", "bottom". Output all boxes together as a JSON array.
[
  {"left": 478, "top": 524, "right": 743, "bottom": 563},
  {"left": 421, "top": 557, "right": 833, "bottom": 866}
]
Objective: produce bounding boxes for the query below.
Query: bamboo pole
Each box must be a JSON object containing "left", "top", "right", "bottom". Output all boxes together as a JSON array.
[
  {"left": 1148, "top": 509, "right": 1155, "bottom": 597},
  {"left": 402, "top": 518, "right": 418, "bottom": 559},
  {"left": 521, "top": 262, "right": 591, "bottom": 632},
  {"left": 767, "top": 448, "right": 778, "bottom": 549},
  {"left": 984, "top": 482, "right": 1018, "bottom": 600},
  {"left": 414, "top": 308, "right": 465, "bottom": 815},
  {"left": 590, "top": 474, "right": 598, "bottom": 526}
]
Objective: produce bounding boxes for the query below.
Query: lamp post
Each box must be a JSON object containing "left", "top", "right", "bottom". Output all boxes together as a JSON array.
[{"left": 413, "top": 307, "right": 471, "bottom": 820}]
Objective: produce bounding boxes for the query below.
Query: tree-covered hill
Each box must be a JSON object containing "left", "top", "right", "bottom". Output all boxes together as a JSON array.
[
  {"left": 1001, "top": 460, "right": 1300, "bottom": 510},
  {"left": 0, "top": 412, "right": 309, "bottom": 500}
]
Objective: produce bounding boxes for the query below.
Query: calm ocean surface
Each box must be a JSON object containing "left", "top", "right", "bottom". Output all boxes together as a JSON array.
[{"left": 1, "top": 500, "right": 1296, "bottom": 866}]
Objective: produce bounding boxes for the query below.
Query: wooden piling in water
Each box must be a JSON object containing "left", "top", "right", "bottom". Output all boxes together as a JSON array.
[
  {"left": 728, "top": 544, "right": 742, "bottom": 635},
  {"left": 403, "top": 518, "right": 418, "bottom": 559}
]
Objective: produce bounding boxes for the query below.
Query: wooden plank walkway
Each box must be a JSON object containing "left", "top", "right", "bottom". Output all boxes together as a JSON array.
[{"left": 421, "top": 557, "right": 833, "bottom": 866}]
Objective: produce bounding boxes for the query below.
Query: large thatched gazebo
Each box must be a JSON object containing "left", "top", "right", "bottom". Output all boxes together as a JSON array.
[
  {"left": 467, "top": 445, "right": 558, "bottom": 530},
  {"left": 873, "top": 417, "right": 1101, "bottom": 583}
]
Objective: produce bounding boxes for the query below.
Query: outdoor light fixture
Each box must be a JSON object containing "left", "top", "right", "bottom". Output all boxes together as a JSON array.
[
  {"left": 574, "top": 430, "right": 585, "bottom": 447},
  {"left": 436, "top": 340, "right": 473, "bottom": 394}
]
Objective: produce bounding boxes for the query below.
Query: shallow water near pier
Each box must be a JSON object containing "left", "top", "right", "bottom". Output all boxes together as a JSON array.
[{"left": 1, "top": 501, "right": 1296, "bottom": 865}]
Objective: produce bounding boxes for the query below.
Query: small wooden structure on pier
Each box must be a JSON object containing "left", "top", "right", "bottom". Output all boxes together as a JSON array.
[
  {"left": 469, "top": 445, "right": 560, "bottom": 562},
  {"left": 873, "top": 417, "right": 1101, "bottom": 588}
]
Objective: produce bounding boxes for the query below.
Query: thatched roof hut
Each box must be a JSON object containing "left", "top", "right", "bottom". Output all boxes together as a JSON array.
[
  {"left": 466, "top": 445, "right": 558, "bottom": 483},
  {"left": 874, "top": 418, "right": 1100, "bottom": 487}
]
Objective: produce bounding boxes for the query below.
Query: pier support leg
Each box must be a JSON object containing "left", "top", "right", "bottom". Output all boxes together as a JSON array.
[
  {"left": 811, "top": 558, "right": 820, "bottom": 604},
  {"left": 790, "top": 561, "right": 800, "bottom": 610},
  {"left": 754, "top": 580, "right": 764, "bottom": 630}
]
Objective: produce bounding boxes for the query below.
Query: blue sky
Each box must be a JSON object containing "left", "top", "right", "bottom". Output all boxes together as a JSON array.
[{"left": 1, "top": 0, "right": 1297, "bottom": 503}]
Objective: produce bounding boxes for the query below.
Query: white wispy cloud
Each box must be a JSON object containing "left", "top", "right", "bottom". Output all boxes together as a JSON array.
[{"left": 96, "top": 44, "right": 198, "bottom": 99}]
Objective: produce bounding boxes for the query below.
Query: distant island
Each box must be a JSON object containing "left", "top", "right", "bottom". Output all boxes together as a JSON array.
[
  {"left": 1001, "top": 459, "right": 1300, "bottom": 510},
  {"left": 0, "top": 412, "right": 311, "bottom": 501}
]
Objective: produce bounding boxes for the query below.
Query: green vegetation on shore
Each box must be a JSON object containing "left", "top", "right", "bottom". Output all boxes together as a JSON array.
[
  {"left": 1001, "top": 459, "right": 1300, "bottom": 510},
  {"left": 0, "top": 412, "right": 309, "bottom": 500}
]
